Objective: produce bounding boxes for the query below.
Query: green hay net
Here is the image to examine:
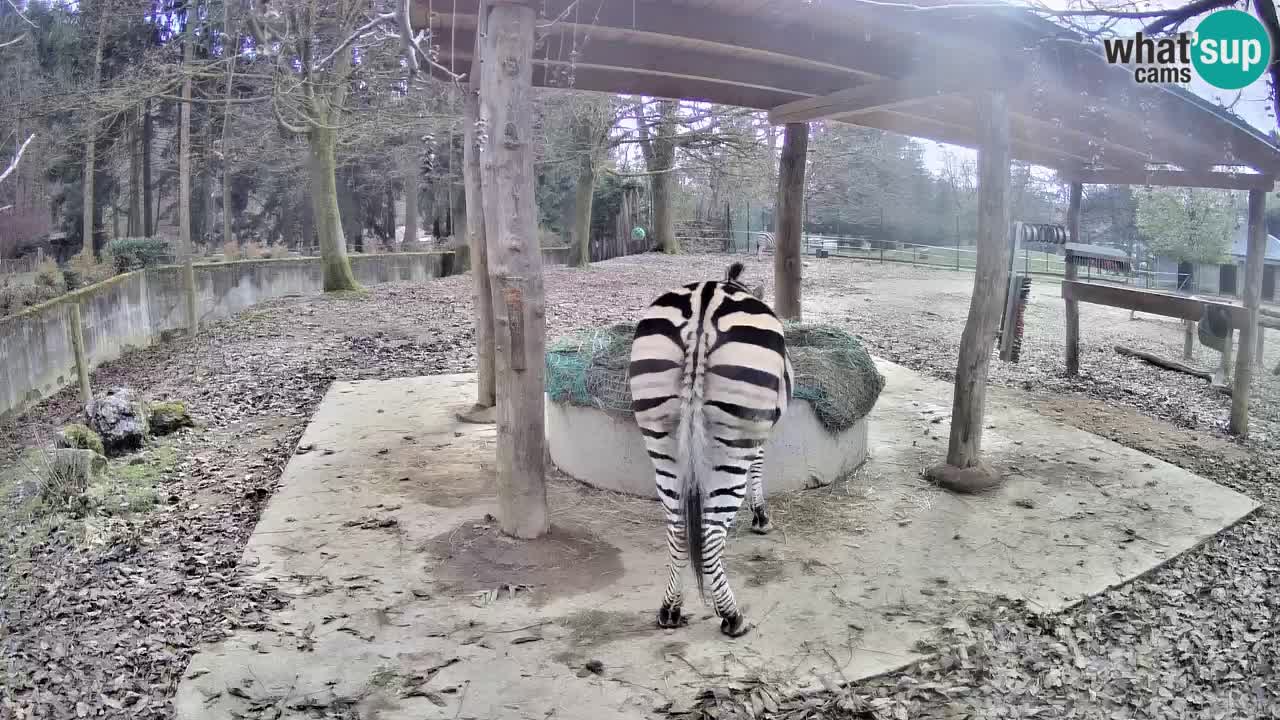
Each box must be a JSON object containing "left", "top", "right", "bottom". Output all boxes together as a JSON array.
[{"left": 544, "top": 321, "right": 886, "bottom": 435}]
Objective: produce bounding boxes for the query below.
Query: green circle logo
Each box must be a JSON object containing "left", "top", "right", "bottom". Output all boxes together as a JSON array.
[{"left": 1192, "top": 9, "right": 1273, "bottom": 90}]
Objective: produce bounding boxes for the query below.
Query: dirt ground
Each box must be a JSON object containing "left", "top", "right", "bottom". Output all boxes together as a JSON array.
[{"left": 2, "top": 253, "right": 1278, "bottom": 719}]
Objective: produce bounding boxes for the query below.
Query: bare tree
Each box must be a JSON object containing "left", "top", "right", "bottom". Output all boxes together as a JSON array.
[
  {"left": 249, "top": 0, "right": 461, "bottom": 291},
  {"left": 1030, "top": 0, "right": 1280, "bottom": 125}
]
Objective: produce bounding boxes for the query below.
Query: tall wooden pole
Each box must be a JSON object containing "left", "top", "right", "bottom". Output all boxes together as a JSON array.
[
  {"left": 179, "top": 19, "right": 198, "bottom": 334},
  {"left": 773, "top": 122, "right": 808, "bottom": 320},
  {"left": 1229, "top": 189, "right": 1267, "bottom": 435},
  {"left": 927, "top": 91, "right": 1011, "bottom": 493},
  {"left": 478, "top": 0, "right": 549, "bottom": 539},
  {"left": 69, "top": 304, "right": 92, "bottom": 408},
  {"left": 1064, "top": 182, "right": 1082, "bottom": 376},
  {"left": 462, "top": 0, "right": 496, "bottom": 416}
]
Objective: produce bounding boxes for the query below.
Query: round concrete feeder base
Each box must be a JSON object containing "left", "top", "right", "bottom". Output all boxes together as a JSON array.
[{"left": 545, "top": 398, "right": 869, "bottom": 498}]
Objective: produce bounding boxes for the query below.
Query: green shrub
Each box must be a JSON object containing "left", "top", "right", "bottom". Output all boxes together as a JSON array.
[
  {"left": 61, "top": 253, "right": 117, "bottom": 290},
  {"left": 34, "top": 259, "right": 67, "bottom": 294},
  {"left": 55, "top": 423, "right": 106, "bottom": 456},
  {"left": 0, "top": 279, "right": 62, "bottom": 317},
  {"left": 106, "top": 237, "right": 171, "bottom": 272}
]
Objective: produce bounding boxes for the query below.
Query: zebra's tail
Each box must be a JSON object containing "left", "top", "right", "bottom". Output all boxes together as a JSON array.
[
  {"left": 676, "top": 387, "right": 712, "bottom": 602},
  {"left": 676, "top": 324, "right": 714, "bottom": 603}
]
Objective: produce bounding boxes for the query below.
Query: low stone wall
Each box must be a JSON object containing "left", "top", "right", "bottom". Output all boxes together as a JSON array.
[{"left": 1, "top": 252, "right": 458, "bottom": 419}]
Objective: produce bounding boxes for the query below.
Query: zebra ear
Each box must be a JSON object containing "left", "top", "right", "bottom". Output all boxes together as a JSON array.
[{"left": 750, "top": 283, "right": 765, "bottom": 300}]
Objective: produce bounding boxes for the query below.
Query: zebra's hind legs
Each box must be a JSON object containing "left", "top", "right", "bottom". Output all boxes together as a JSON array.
[
  {"left": 747, "top": 447, "right": 773, "bottom": 535},
  {"left": 750, "top": 508, "right": 774, "bottom": 535}
]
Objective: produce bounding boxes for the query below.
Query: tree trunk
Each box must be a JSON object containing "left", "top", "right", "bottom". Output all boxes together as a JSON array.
[
  {"left": 129, "top": 106, "right": 142, "bottom": 237},
  {"left": 929, "top": 91, "right": 1011, "bottom": 492},
  {"left": 463, "top": 10, "right": 495, "bottom": 412},
  {"left": 478, "top": 1, "right": 548, "bottom": 539},
  {"left": 222, "top": 6, "right": 238, "bottom": 248},
  {"left": 308, "top": 127, "right": 360, "bottom": 291},
  {"left": 403, "top": 152, "right": 419, "bottom": 246},
  {"left": 1064, "top": 182, "right": 1082, "bottom": 376},
  {"left": 81, "top": 9, "right": 107, "bottom": 258},
  {"left": 1229, "top": 189, "right": 1267, "bottom": 436},
  {"left": 143, "top": 98, "right": 153, "bottom": 237},
  {"left": 651, "top": 169, "right": 675, "bottom": 253},
  {"left": 773, "top": 122, "right": 807, "bottom": 320},
  {"left": 633, "top": 99, "right": 679, "bottom": 253},
  {"left": 572, "top": 151, "right": 595, "bottom": 267},
  {"left": 179, "top": 29, "right": 198, "bottom": 333}
]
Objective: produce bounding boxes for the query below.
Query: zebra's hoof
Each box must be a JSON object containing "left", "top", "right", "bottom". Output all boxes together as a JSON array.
[
  {"left": 719, "top": 612, "right": 750, "bottom": 638},
  {"left": 751, "top": 511, "right": 773, "bottom": 535},
  {"left": 657, "top": 606, "right": 686, "bottom": 629}
]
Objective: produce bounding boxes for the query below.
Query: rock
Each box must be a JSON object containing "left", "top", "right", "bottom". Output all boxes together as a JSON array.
[
  {"left": 54, "top": 423, "right": 105, "bottom": 456},
  {"left": 149, "top": 401, "right": 194, "bottom": 436},
  {"left": 86, "top": 387, "right": 149, "bottom": 456}
]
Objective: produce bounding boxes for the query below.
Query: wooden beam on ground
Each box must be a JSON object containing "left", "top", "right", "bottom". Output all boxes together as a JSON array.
[
  {"left": 773, "top": 122, "right": 807, "bottom": 320},
  {"left": 1115, "top": 344, "right": 1213, "bottom": 381},
  {"left": 1064, "top": 182, "right": 1082, "bottom": 377},
  {"left": 930, "top": 90, "right": 1012, "bottom": 492},
  {"left": 1230, "top": 189, "right": 1268, "bottom": 436},
  {"left": 1061, "top": 280, "right": 1247, "bottom": 326},
  {"left": 1067, "top": 168, "right": 1276, "bottom": 191},
  {"left": 478, "top": 0, "right": 549, "bottom": 539}
]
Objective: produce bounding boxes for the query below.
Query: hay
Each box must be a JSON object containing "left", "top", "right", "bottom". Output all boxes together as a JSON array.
[{"left": 544, "top": 321, "right": 886, "bottom": 435}]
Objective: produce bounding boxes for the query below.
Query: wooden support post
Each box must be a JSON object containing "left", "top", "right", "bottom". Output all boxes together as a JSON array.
[
  {"left": 1257, "top": 328, "right": 1266, "bottom": 367},
  {"left": 478, "top": 0, "right": 549, "bottom": 539},
  {"left": 179, "top": 29, "right": 199, "bottom": 335},
  {"left": 1183, "top": 319, "right": 1195, "bottom": 361},
  {"left": 460, "top": 0, "right": 496, "bottom": 418},
  {"left": 927, "top": 91, "right": 1011, "bottom": 494},
  {"left": 773, "top": 122, "right": 807, "bottom": 320},
  {"left": 1214, "top": 327, "right": 1234, "bottom": 388},
  {"left": 68, "top": 303, "right": 92, "bottom": 408},
  {"left": 1229, "top": 189, "right": 1267, "bottom": 435},
  {"left": 1064, "top": 182, "right": 1082, "bottom": 376}
]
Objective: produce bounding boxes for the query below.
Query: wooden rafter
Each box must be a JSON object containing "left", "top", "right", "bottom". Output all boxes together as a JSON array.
[
  {"left": 417, "top": 0, "right": 1280, "bottom": 183},
  {"left": 1067, "top": 167, "right": 1277, "bottom": 190},
  {"left": 768, "top": 73, "right": 1003, "bottom": 125}
]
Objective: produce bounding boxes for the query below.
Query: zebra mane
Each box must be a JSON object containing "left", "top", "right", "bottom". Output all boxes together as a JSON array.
[{"left": 725, "top": 262, "right": 746, "bottom": 284}]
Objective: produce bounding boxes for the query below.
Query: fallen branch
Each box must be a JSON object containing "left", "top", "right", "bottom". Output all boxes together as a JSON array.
[
  {"left": 0, "top": 133, "right": 35, "bottom": 185},
  {"left": 1114, "top": 344, "right": 1213, "bottom": 381}
]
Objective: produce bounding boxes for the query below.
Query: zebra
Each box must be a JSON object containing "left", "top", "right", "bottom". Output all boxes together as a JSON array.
[
  {"left": 754, "top": 231, "right": 775, "bottom": 257},
  {"left": 628, "top": 261, "right": 793, "bottom": 638}
]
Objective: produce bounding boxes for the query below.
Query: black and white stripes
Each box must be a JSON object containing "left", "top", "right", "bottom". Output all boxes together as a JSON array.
[{"left": 628, "top": 261, "right": 792, "bottom": 638}]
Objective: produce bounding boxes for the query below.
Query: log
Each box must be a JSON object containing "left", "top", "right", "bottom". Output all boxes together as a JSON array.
[
  {"left": 773, "top": 122, "right": 807, "bottom": 320},
  {"left": 934, "top": 90, "right": 1011, "bottom": 487},
  {"left": 1064, "top": 182, "right": 1082, "bottom": 376},
  {"left": 1230, "top": 189, "right": 1267, "bottom": 436},
  {"left": 478, "top": 1, "right": 549, "bottom": 539},
  {"left": 1114, "top": 344, "right": 1212, "bottom": 381}
]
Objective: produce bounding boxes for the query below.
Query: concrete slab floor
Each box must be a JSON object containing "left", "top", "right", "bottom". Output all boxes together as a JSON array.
[{"left": 174, "top": 362, "right": 1259, "bottom": 720}]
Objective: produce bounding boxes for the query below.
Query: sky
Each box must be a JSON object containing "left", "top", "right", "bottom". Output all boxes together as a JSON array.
[{"left": 916, "top": 0, "right": 1278, "bottom": 175}]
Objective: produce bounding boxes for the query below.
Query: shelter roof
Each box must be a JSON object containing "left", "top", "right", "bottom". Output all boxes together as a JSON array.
[
  {"left": 414, "top": 0, "right": 1280, "bottom": 186},
  {"left": 1227, "top": 224, "right": 1280, "bottom": 262}
]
